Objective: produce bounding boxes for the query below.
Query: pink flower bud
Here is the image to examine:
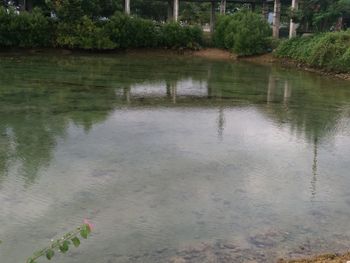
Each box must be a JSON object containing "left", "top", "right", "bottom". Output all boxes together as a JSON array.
[{"left": 83, "top": 219, "right": 94, "bottom": 231}]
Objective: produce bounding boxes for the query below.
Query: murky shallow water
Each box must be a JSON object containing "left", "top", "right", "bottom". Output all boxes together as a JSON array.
[{"left": 0, "top": 53, "right": 350, "bottom": 263}]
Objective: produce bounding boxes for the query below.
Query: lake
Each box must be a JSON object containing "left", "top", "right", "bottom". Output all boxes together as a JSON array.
[{"left": 0, "top": 52, "right": 350, "bottom": 263}]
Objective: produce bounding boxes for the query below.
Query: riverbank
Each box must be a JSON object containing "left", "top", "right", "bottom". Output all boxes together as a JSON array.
[
  {"left": 190, "top": 48, "right": 350, "bottom": 80},
  {"left": 175, "top": 47, "right": 350, "bottom": 81},
  {"left": 279, "top": 252, "right": 350, "bottom": 263},
  {"left": 238, "top": 52, "right": 350, "bottom": 81},
  {"left": 1, "top": 47, "right": 349, "bottom": 81}
]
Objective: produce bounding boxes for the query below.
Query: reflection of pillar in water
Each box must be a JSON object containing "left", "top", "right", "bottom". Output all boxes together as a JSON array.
[
  {"left": 217, "top": 107, "right": 225, "bottom": 140},
  {"left": 310, "top": 138, "right": 318, "bottom": 200},
  {"left": 166, "top": 82, "right": 171, "bottom": 98},
  {"left": 267, "top": 75, "right": 276, "bottom": 104},
  {"left": 207, "top": 66, "right": 213, "bottom": 98},
  {"left": 123, "top": 87, "right": 130, "bottom": 103},
  {"left": 283, "top": 80, "right": 292, "bottom": 105},
  {"left": 171, "top": 82, "right": 177, "bottom": 104}
]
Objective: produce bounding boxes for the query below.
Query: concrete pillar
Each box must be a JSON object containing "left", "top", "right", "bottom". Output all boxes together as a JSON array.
[
  {"left": 251, "top": 3, "right": 256, "bottom": 12},
  {"left": 173, "top": 0, "right": 179, "bottom": 22},
  {"left": 289, "top": 0, "right": 298, "bottom": 38},
  {"left": 220, "top": 0, "right": 226, "bottom": 15},
  {"left": 262, "top": 0, "right": 269, "bottom": 20},
  {"left": 19, "top": 0, "right": 26, "bottom": 11},
  {"left": 335, "top": 16, "right": 343, "bottom": 31},
  {"left": 167, "top": 0, "right": 174, "bottom": 21},
  {"left": 272, "top": 0, "right": 281, "bottom": 38},
  {"left": 125, "top": 0, "right": 130, "bottom": 15},
  {"left": 210, "top": 1, "right": 216, "bottom": 33}
]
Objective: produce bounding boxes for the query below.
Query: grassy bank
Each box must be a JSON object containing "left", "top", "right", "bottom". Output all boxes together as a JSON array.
[{"left": 275, "top": 31, "right": 350, "bottom": 73}]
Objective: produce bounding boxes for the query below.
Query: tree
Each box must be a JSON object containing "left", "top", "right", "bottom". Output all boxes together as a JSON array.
[{"left": 294, "top": 0, "right": 350, "bottom": 32}]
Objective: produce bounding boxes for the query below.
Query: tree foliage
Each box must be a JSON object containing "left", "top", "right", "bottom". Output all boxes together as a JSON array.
[
  {"left": 214, "top": 11, "right": 272, "bottom": 56},
  {"left": 293, "top": 0, "right": 350, "bottom": 32},
  {"left": 0, "top": 7, "right": 203, "bottom": 50}
]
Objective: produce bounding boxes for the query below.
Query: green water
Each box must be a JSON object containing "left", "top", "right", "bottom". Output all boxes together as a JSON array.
[{"left": 0, "top": 52, "right": 350, "bottom": 263}]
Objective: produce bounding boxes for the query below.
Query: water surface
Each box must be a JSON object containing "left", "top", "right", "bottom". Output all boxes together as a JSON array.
[{"left": 0, "top": 53, "right": 350, "bottom": 263}]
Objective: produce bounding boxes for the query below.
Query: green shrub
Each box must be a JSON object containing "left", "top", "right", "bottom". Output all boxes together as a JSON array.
[
  {"left": 56, "top": 16, "right": 116, "bottom": 49},
  {"left": 160, "top": 22, "right": 202, "bottom": 49},
  {"left": 104, "top": 13, "right": 159, "bottom": 48},
  {"left": 276, "top": 30, "right": 350, "bottom": 72},
  {"left": 213, "top": 15, "right": 231, "bottom": 48},
  {"left": 214, "top": 11, "right": 271, "bottom": 56},
  {"left": 0, "top": 7, "right": 52, "bottom": 47},
  {"left": 0, "top": 10, "right": 202, "bottom": 50}
]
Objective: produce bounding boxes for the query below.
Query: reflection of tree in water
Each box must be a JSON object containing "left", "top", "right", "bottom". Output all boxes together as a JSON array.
[
  {"left": 1, "top": 54, "right": 350, "bottom": 187},
  {"left": 0, "top": 114, "right": 67, "bottom": 185},
  {"left": 261, "top": 70, "right": 350, "bottom": 200},
  {"left": 0, "top": 54, "right": 212, "bottom": 185},
  {"left": 262, "top": 69, "right": 350, "bottom": 144}
]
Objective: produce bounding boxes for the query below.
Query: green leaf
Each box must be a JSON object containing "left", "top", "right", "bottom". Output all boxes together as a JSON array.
[
  {"left": 71, "top": 237, "right": 81, "bottom": 247},
  {"left": 80, "top": 225, "right": 91, "bottom": 239},
  {"left": 46, "top": 249, "right": 55, "bottom": 260},
  {"left": 59, "top": 240, "right": 69, "bottom": 253},
  {"left": 28, "top": 259, "right": 37, "bottom": 263},
  {"left": 85, "top": 224, "right": 92, "bottom": 234},
  {"left": 80, "top": 228, "right": 88, "bottom": 239},
  {"left": 82, "top": 224, "right": 91, "bottom": 234}
]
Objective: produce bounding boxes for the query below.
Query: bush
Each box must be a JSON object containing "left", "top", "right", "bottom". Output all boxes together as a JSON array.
[
  {"left": 0, "top": 10, "right": 202, "bottom": 50},
  {"left": 104, "top": 13, "right": 159, "bottom": 48},
  {"left": 0, "top": 7, "right": 53, "bottom": 47},
  {"left": 275, "top": 30, "right": 350, "bottom": 72},
  {"left": 56, "top": 16, "right": 116, "bottom": 49},
  {"left": 160, "top": 22, "right": 202, "bottom": 49},
  {"left": 214, "top": 11, "right": 272, "bottom": 56}
]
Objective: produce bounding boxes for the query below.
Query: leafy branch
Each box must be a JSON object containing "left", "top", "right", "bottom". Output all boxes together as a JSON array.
[{"left": 26, "top": 220, "right": 94, "bottom": 263}]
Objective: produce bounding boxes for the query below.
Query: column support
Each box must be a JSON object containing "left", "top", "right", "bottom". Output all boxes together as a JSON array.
[
  {"left": 262, "top": 0, "right": 269, "bottom": 20},
  {"left": 125, "top": 0, "right": 130, "bottom": 15},
  {"left": 220, "top": 0, "right": 226, "bottom": 15},
  {"left": 289, "top": 0, "right": 298, "bottom": 38},
  {"left": 167, "top": 0, "right": 174, "bottom": 21},
  {"left": 272, "top": 0, "right": 281, "bottom": 38},
  {"left": 210, "top": 1, "right": 216, "bottom": 33},
  {"left": 173, "top": 0, "right": 179, "bottom": 22}
]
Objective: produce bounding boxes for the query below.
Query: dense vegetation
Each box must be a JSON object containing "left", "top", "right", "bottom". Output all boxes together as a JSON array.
[
  {"left": 213, "top": 11, "right": 272, "bottom": 56},
  {"left": 275, "top": 30, "right": 350, "bottom": 72},
  {"left": 0, "top": 7, "right": 202, "bottom": 50},
  {"left": 291, "top": 0, "right": 350, "bottom": 33}
]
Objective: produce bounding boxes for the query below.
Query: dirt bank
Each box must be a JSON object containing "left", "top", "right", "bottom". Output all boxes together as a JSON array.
[
  {"left": 127, "top": 48, "right": 236, "bottom": 60},
  {"left": 189, "top": 49, "right": 350, "bottom": 81},
  {"left": 190, "top": 48, "right": 236, "bottom": 60},
  {"left": 279, "top": 252, "right": 350, "bottom": 263}
]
